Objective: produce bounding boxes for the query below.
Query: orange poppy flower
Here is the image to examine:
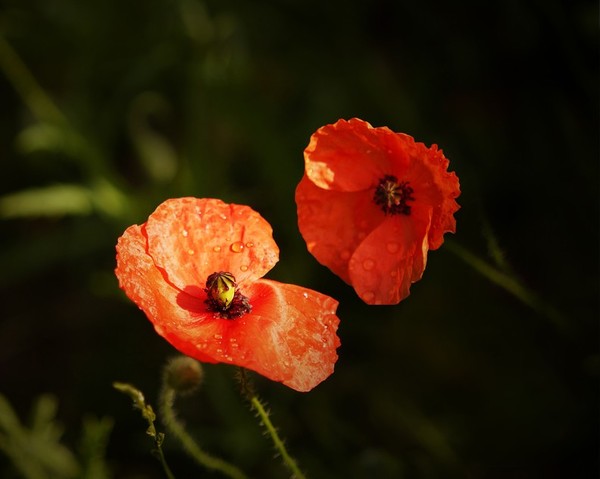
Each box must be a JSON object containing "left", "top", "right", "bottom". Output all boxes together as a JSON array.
[
  {"left": 115, "top": 197, "right": 340, "bottom": 392},
  {"left": 296, "top": 118, "right": 460, "bottom": 305}
]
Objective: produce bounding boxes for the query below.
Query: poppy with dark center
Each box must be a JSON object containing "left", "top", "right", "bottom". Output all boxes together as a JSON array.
[
  {"left": 116, "top": 197, "right": 340, "bottom": 392},
  {"left": 296, "top": 118, "right": 461, "bottom": 305}
]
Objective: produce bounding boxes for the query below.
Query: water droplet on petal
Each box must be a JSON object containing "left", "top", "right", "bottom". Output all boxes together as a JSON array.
[
  {"left": 240, "top": 265, "right": 248, "bottom": 272},
  {"left": 182, "top": 229, "right": 189, "bottom": 237},
  {"left": 386, "top": 242, "right": 399, "bottom": 254},
  {"left": 213, "top": 334, "right": 222, "bottom": 340},
  {"left": 340, "top": 250, "right": 351, "bottom": 260},
  {"left": 230, "top": 241, "right": 244, "bottom": 253},
  {"left": 362, "top": 258, "right": 375, "bottom": 271},
  {"left": 187, "top": 249, "right": 195, "bottom": 255},
  {"left": 245, "top": 241, "right": 254, "bottom": 248},
  {"left": 219, "top": 214, "right": 227, "bottom": 220},
  {"left": 302, "top": 292, "right": 308, "bottom": 298},
  {"left": 213, "top": 245, "right": 221, "bottom": 252},
  {"left": 363, "top": 291, "right": 375, "bottom": 302}
]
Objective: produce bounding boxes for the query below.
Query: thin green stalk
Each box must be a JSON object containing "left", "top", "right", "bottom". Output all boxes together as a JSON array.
[
  {"left": 0, "top": 34, "right": 66, "bottom": 124},
  {"left": 251, "top": 395, "right": 306, "bottom": 479},
  {"left": 113, "top": 382, "right": 176, "bottom": 479},
  {"left": 159, "top": 386, "right": 248, "bottom": 479},
  {"left": 153, "top": 439, "right": 177, "bottom": 479},
  {"left": 445, "top": 240, "right": 568, "bottom": 331},
  {"left": 238, "top": 369, "right": 307, "bottom": 479}
]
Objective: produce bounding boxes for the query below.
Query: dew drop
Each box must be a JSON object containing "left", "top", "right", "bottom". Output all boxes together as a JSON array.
[
  {"left": 213, "top": 334, "right": 223, "bottom": 340},
  {"left": 302, "top": 292, "right": 309, "bottom": 299},
  {"left": 219, "top": 213, "right": 227, "bottom": 220},
  {"left": 362, "top": 291, "right": 375, "bottom": 302},
  {"left": 213, "top": 245, "right": 221, "bottom": 252},
  {"left": 245, "top": 241, "right": 254, "bottom": 248},
  {"left": 240, "top": 265, "right": 248, "bottom": 272},
  {"left": 216, "top": 348, "right": 223, "bottom": 354},
  {"left": 182, "top": 229, "right": 189, "bottom": 237},
  {"left": 187, "top": 249, "right": 195, "bottom": 255},
  {"left": 362, "top": 258, "right": 375, "bottom": 271},
  {"left": 230, "top": 241, "right": 244, "bottom": 253},
  {"left": 339, "top": 249, "right": 351, "bottom": 260},
  {"left": 386, "top": 242, "right": 399, "bottom": 254},
  {"left": 225, "top": 355, "right": 233, "bottom": 362}
]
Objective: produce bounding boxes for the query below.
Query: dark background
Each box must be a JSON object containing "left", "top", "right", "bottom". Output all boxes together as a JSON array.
[{"left": 0, "top": 0, "right": 597, "bottom": 478}]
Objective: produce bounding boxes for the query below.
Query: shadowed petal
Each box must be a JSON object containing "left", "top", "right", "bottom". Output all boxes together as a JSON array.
[
  {"left": 348, "top": 208, "right": 431, "bottom": 305},
  {"left": 297, "top": 118, "right": 461, "bottom": 304},
  {"left": 296, "top": 174, "right": 384, "bottom": 284}
]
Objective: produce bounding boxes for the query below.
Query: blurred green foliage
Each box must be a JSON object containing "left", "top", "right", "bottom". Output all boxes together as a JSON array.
[
  {"left": 0, "top": 393, "right": 112, "bottom": 479},
  {"left": 0, "top": 0, "right": 597, "bottom": 478}
]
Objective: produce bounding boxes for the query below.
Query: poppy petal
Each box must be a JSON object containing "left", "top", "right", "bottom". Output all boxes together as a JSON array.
[
  {"left": 296, "top": 174, "right": 384, "bottom": 284},
  {"left": 394, "top": 142, "right": 460, "bottom": 250},
  {"left": 174, "top": 279, "right": 340, "bottom": 392},
  {"left": 305, "top": 118, "right": 396, "bottom": 192},
  {"left": 145, "top": 198, "right": 279, "bottom": 292},
  {"left": 115, "top": 223, "right": 224, "bottom": 363},
  {"left": 225, "top": 279, "right": 340, "bottom": 392},
  {"left": 116, "top": 214, "right": 340, "bottom": 392},
  {"left": 348, "top": 207, "right": 432, "bottom": 304}
]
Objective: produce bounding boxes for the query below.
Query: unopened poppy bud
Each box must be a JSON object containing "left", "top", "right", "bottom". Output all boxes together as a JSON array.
[
  {"left": 205, "top": 271, "right": 236, "bottom": 309},
  {"left": 162, "top": 356, "right": 203, "bottom": 394}
]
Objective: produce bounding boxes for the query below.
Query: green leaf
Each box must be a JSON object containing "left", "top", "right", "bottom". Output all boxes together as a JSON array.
[
  {"left": 0, "top": 393, "right": 80, "bottom": 479},
  {"left": 78, "top": 416, "right": 114, "bottom": 479},
  {"left": 16, "top": 123, "right": 86, "bottom": 158},
  {"left": 0, "top": 184, "right": 94, "bottom": 218}
]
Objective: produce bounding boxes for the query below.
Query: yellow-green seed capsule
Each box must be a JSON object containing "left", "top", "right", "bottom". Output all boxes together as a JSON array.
[{"left": 206, "top": 271, "right": 236, "bottom": 309}]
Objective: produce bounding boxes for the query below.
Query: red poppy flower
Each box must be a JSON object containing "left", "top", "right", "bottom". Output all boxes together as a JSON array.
[
  {"left": 115, "top": 197, "right": 340, "bottom": 392},
  {"left": 296, "top": 118, "right": 460, "bottom": 305}
]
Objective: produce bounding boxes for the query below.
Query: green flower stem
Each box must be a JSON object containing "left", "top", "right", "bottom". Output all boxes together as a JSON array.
[
  {"left": 445, "top": 240, "right": 567, "bottom": 331},
  {"left": 250, "top": 395, "right": 306, "bottom": 479},
  {"left": 238, "top": 369, "right": 307, "bottom": 479},
  {"left": 158, "top": 385, "right": 248, "bottom": 479},
  {"left": 112, "top": 382, "right": 176, "bottom": 479}
]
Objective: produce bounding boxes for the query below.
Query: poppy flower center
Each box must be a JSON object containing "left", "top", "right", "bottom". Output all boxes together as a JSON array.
[
  {"left": 373, "top": 175, "right": 415, "bottom": 215},
  {"left": 204, "top": 271, "right": 251, "bottom": 319}
]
